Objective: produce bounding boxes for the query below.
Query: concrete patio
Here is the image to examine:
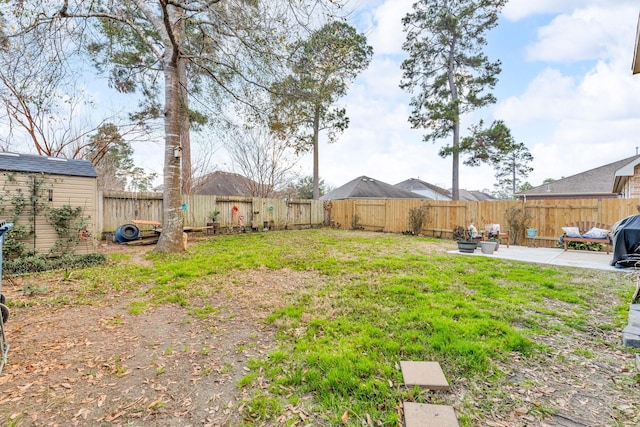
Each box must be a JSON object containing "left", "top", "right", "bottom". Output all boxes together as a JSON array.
[{"left": 450, "top": 245, "right": 624, "bottom": 272}]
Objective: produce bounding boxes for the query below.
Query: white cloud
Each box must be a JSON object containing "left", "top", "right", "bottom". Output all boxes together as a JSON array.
[
  {"left": 502, "top": 0, "right": 637, "bottom": 21},
  {"left": 364, "top": 0, "right": 413, "bottom": 56},
  {"left": 525, "top": 6, "right": 638, "bottom": 62},
  {"left": 494, "top": 68, "right": 576, "bottom": 124},
  {"left": 278, "top": 1, "right": 640, "bottom": 192}
]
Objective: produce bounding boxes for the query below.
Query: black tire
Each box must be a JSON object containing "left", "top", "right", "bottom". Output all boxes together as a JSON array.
[
  {"left": 0, "top": 303, "right": 8, "bottom": 324},
  {"left": 119, "top": 224, "right": 140, "bottom": 240},
  {"left": 0, "top": 293, "right": 5, "bottom": 304}
]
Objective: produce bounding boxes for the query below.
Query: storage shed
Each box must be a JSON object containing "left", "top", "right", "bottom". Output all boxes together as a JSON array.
[{"left": 0, "top": 152, "right": 98, "bottom": 256}]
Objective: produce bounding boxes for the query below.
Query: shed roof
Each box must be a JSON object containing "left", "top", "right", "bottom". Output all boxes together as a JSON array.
[
  {"left": 0, "top": 152, "right": 97, "bottom": 178},
  {"left": 320, "top": 176, "right": 429, "bottom": 200}
]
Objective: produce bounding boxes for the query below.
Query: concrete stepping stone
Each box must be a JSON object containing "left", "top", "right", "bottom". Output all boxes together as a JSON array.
[
  {"left": 400, "top": 361, "right": 450, "bottom": 390},
  {"left": 403, "top": 402, "right": 459, "bottom": 427}
]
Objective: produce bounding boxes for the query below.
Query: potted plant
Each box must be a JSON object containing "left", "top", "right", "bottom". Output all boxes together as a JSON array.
[
  {"left": 207, "top": 209, "right": 221, "bottom": 235},
  {"left": 455, "top": 225, "right": 478, "bottom": 253},
  {"left": 479, "top": 240, "right": 496, "bottom": 254},
  {"left": 488, "top": 237, "right": 501, "bottom": 251}
]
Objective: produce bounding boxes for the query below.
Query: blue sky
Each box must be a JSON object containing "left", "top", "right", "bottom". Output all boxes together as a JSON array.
[
  {"left": 290, "top": 0, "right": 640, "bottom": 193},
  {"left": 73, "top": 0, "right": 640, "bottom": 194}
]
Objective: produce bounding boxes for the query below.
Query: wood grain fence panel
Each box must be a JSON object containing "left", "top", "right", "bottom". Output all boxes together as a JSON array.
[
  {"left": 101, "top": 193, "right": 325, "bottom": 233},
  {"left": 102, "top": 191, "right": 163, "bottom": 232},
  {"left": 354, "top": 201, "right": 386, "bottom": 230},
  {"left": 100, "top": 194, "right": 640, "bottom": 246}
]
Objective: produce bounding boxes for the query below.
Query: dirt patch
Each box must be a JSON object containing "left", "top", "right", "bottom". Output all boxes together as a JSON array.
[{"left": 0, "top": 243, "right": 317, "bottom": 426}]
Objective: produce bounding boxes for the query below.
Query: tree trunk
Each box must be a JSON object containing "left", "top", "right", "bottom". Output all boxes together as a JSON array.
[
  {"left": 177, "top": 8, "right": 192, "bottom": 195},
  {"left": 511, "top": 154, "right": 517, "bottom": 196},
  {"left": 448, "top": 37, "right": 459, "bottom": 201},
  {"left": 312, "top": 105, "right": 320, "bottom": 200},
  {"left": 452, "top": 122, "right": 459, "bottom": 200},
  {"left": 155, "top": 58, "right": 184, "bottom": 253}
]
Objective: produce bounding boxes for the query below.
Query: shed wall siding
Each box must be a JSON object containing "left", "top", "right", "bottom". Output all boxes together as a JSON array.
[{"left": 0, "top": 172, "right": 97, "bottom": 255}]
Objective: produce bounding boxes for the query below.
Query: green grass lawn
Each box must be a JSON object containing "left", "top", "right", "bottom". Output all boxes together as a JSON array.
[{"left": 15, "top": 229, "right": 638, "bottom": 426}]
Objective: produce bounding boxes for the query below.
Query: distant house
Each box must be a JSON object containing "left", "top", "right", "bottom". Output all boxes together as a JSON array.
[
  {"left": 394, "top": 178, "right": 451, "bottom": 200},
  {"left": 516, "top": 155, "right": 640, "bottom": 200},
  {"left": 320, "top": 176, "right": 428, "bottom": 200},
  {"left": 193, "top": 171, "right": 255, "bottom": 197},
  {"left": 457, "top": 189, "right": 496, "bottom": 201},
  {"left": 0, "top": 152, "right": 98, "bottom": 255}
]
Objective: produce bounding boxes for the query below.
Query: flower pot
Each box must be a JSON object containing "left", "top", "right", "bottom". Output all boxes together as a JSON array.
[
  {"left": 457, "top": 241, "right": 477, "bottom": 253},
  {"left": 479, "top": 241, "right": 495, "bottom": 254},
  {"left": 526, "top": 228, "right": 537, "bottom": 238}
]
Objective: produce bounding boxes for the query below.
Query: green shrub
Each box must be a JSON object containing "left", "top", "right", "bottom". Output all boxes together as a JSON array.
[{"left": 4, "top": 253, "right": 107, "bottom": 275}]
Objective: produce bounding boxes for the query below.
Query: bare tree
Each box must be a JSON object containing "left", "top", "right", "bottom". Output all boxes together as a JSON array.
[
  {"left": 0, "top": 22, "right": 150, "bottom": 162},
  {"left": 2, "top": 0, "right": 344, "bottom": 252},
  {"left": 0, "top": 25, "right": 97, "bottom": 157},
  {"left": 226, "top": 125, "right": 298, "bottom": 198}
]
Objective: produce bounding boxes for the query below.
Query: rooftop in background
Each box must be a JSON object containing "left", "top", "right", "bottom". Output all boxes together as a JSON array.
[
  {"left": 320, "top": 176, "right": 428, "bottom": 200},
  {"left": 395, "top": 178, "right": 451, "bottom": 200},
  {"left": 0, "top": 152, "right": 97, "bottom": 178},
  {"left": 516, "top": 155, "right": 640, "bottom": 200},
  {"left": 193, "top": 171, "right": 255, "bottom": 197}
]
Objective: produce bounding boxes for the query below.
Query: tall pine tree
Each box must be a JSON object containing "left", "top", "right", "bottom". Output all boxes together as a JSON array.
[{"left": 401, "top": 0, "right": 506, "bottom": 200}]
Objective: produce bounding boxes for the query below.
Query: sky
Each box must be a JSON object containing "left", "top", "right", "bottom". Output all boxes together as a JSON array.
[
  {"left": 14, "top": 0, "right": 638, "bottom": 195},
  {"left": 280, "top": 0, "right": 640, "bottom": 193}
]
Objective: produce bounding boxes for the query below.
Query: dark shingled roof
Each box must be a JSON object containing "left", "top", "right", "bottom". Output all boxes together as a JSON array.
[
  {"left": 0, "top": 152, "right": 97, "bottom": 177},
  {"left": 394, "top": 178, "right": 451, "bottom": 198},
  {"left": 517, "top": 155, "right": 640, "bottom": 197},
  {"left": 193, "top": 171, "right": 255, "bottom": 196},
  {"left": 320, "top": 176, "right": 429, "bottom": 200},
  {"left": 465, "top": 190, "right": 496, "bottom": 201}
]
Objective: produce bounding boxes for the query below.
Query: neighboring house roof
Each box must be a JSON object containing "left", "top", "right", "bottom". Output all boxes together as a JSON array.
[
  {"left": 320, "top": 176, "right": 429, "bottom": 200},
  {"left": 0, "top": 152, "right": 97, "bottom": 178},
  {"left": 395, "top": 178, "right": 451, "bottom": 200},
  {"left": 451, "top": 189, "right": 496, "bottom": 201},
  {"left": 517, "top": 155, "right": 640, "bottom": 198},
  {"left": 193, "top": 171, "right": 255, "bottom": 196},
  {"left": 467, "top": 190, "right": 496, "bottom": 201}
]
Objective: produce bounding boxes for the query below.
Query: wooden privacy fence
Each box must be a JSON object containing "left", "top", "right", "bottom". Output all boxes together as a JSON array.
[
  {"left": 99, "top": 192, "right": 325, "bottom": 234},
  {"left": 98, "top": 193, "right": 640, "bottom": 247},
  {"left": 328, "top": 198, "right": 640, "bottom": 247}
]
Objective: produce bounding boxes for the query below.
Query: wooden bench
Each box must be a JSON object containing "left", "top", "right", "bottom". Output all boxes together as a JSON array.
[
  {"left": 562, "top": 221, "right": 612, "bottom": 253},
  {"left": 481, "top": 225, "right": 510, "bottom": 248}
]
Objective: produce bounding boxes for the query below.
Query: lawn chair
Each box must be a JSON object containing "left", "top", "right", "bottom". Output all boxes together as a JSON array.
[{"left": 482, "top": 223, "right": 510, "bottom": 248}]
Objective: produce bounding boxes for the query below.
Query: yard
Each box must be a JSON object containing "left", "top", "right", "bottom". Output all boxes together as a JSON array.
[{"left": 0, "top": 229, "right": 638, "bottom": 426}]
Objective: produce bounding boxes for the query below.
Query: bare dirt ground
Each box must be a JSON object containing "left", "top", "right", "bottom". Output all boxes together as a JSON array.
[
  {"left": 0, "top": 240, "right": 638, "bottom": 427},
  {"left": 0, "top": 242, "right": 307, "bottom": 427}
]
